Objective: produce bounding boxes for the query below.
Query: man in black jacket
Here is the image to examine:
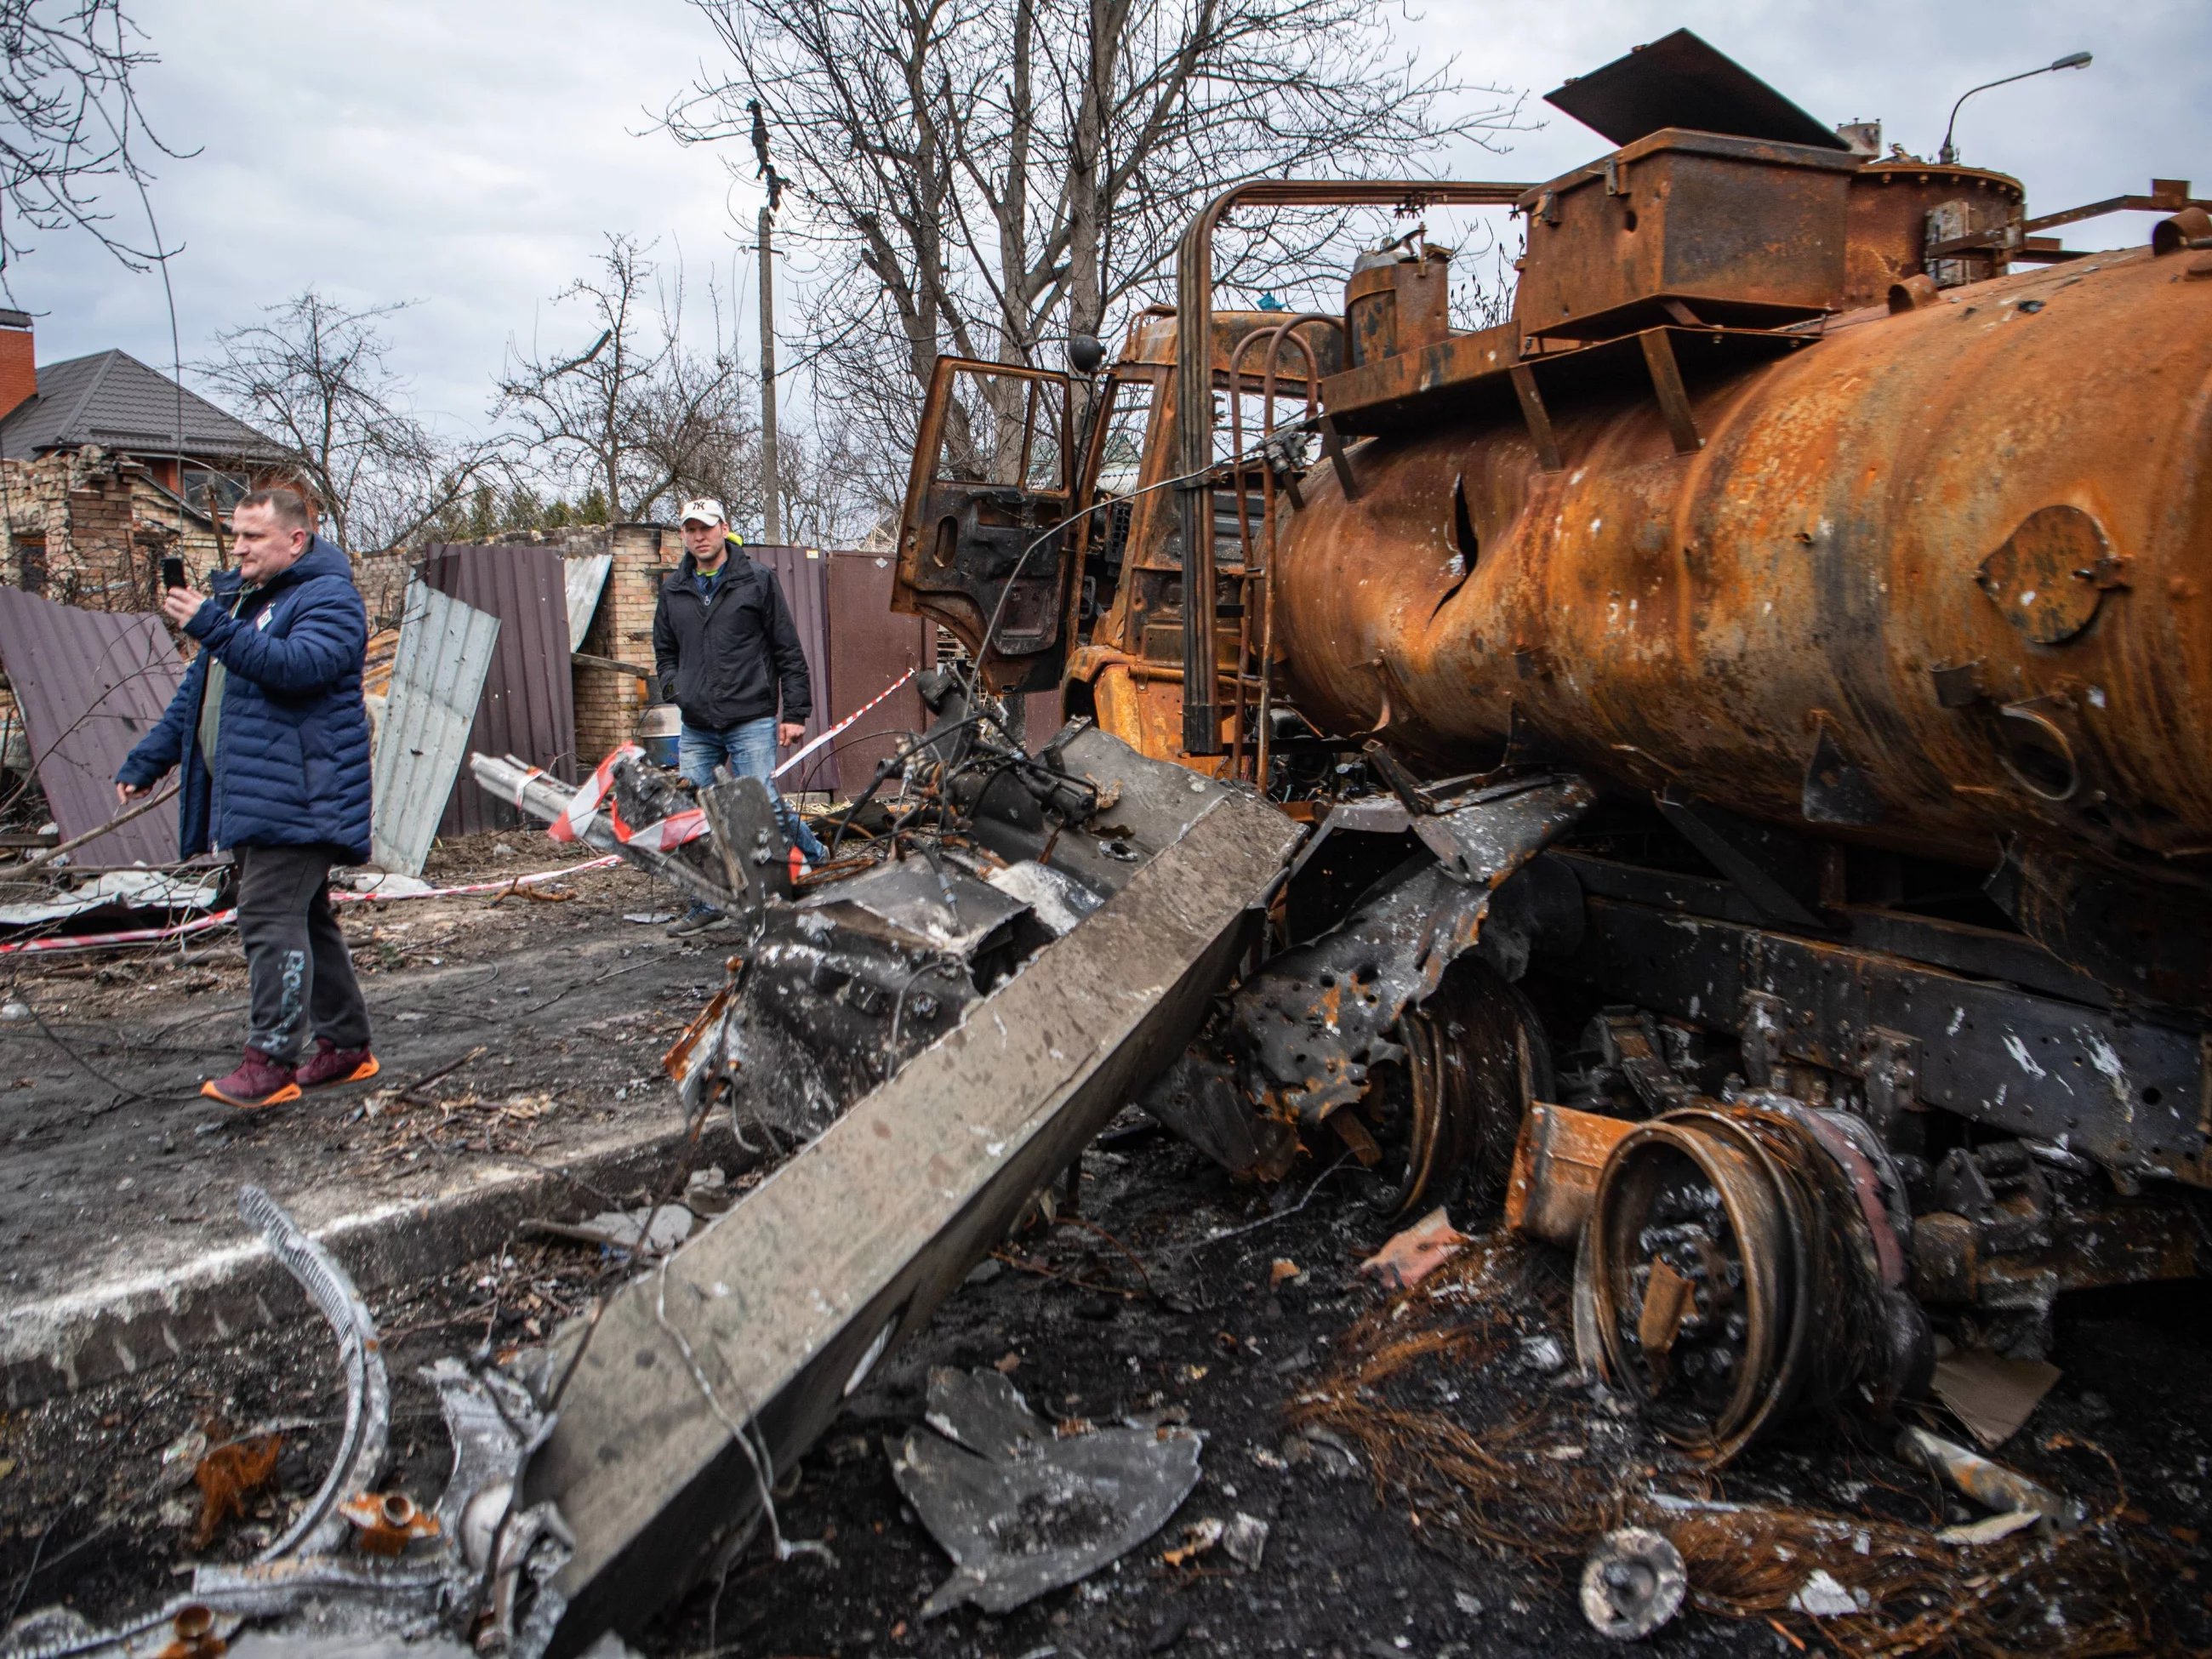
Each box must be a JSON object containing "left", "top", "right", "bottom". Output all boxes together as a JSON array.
[{"left": 653, "top": 499, "right": 825, "bottom": 933}]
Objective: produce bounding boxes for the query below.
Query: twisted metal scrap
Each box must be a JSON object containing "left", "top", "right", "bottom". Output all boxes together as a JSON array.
[
  {"left": 237, "top": 1183, "right": 393, "bottom": 1560},
  {"left": 1, "top": 1191, "right": 570, "bottom": 1659}
]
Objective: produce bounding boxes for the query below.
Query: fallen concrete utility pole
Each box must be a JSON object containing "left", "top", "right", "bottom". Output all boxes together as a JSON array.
[{"left": 518, "top": 744, "right": 1303, "bottom": 1653}]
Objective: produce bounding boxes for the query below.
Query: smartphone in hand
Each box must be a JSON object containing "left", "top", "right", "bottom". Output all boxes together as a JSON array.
[{"left": 161, "top": 556, "right": 187, "bottom": 592}]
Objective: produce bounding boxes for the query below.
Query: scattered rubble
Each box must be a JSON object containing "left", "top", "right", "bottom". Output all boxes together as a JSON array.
[
  {"left": 9, "top": 36, "right": 2212, "bottom": 1634},
  {"left": 1356, "top": 1207, "right": 1469, "bottom": 1291}
]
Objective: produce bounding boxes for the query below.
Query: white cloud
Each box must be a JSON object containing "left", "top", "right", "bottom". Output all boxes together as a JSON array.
[
  {"left": 15, "top": 0, "right": 761, "bottom": 439},
  {"left": 13, "top": 0, "right": 2209, "bottom": 448},
  {"left": 1404, "top": 0, "right": 2210, "bottom": 237}
]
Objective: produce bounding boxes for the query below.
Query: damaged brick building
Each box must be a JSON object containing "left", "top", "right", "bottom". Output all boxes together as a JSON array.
[{"left": 0, "top": 309, "right": 290, "bottom": 613}]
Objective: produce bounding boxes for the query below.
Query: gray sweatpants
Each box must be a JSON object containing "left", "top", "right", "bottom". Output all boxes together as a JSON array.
[{"left": 237, "top": 843, "right": 371, "bottom": 1063}]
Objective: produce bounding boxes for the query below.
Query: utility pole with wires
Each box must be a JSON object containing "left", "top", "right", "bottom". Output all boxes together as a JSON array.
[{"left": 750, "top": 100, "right": 791, "bottom": 545}]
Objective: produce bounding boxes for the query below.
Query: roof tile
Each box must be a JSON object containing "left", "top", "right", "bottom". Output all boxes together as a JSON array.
[{"left": 0, "top": 349, "right": 285, "bottom": 464}]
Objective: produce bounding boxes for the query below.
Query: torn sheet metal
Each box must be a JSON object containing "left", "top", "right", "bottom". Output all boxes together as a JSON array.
[
  {"left": 658, "top": 716, "right": 1263, "bottom": 1155},
  {"left": 372, "top": 582, "right": 501, "bottom": 876},
  {"left": 983, "top": 858, "right": 1103, "bottom": 937},
  {"left": 1140, "top": 773, "right": 1592, "bottom": 1174},
  {"left": 563, "top": 554, "right": 613, "bottom": 651},
  {"left": 676, "top": 904, "right": 985, "bottom": 1148},
  {"left": 1225, "top": 775, "right": 1593, "bottom": 1126},
  {"left": 892, "top": 1367, "right": 1202, "bottom": 1616},
  {"left": 0, "top": 589, "right": 185, "bottom": 866},
  {"left": 518, "top": 732, "right": 1303, "bottom": 1651},
  {"left": 799, "top": 855, "right": 1029, "bottom": 956},
  {"left": 1930, "top": 1348, "right": 2061, "bottom": 1448},
  {"left": 422, "top": 542, "right": 576, "bottom": 840},
  {"left": 1357, "top": 1206, "right": 1469, "bottom": 1289},
  {"left": 0, "top": 869, "right": 220, "bottom": 927}
]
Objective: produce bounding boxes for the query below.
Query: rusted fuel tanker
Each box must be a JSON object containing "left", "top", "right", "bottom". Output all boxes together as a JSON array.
[
  {"left": 893, "top": 30, "right": 2212, "bottom": 1463},
  {"left": 1274, "top": 244, "right": 2212, "bottom": 972}
]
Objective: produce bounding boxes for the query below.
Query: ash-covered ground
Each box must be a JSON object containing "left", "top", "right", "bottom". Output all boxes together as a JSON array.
[
  {"left": 0, "top": 836, "right": 2207, "bottom": 1657},
  {"left": 0, "top": 834, "right": 724, "bottom": 1308}
]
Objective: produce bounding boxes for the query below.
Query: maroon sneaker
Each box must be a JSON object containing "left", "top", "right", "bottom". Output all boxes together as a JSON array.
[
  {"left": 202, "top": 1047, "right": 302, "bottom": 1109},
  {"left": 297, "top": 1039, "right": 379, "bottom": 1090}
]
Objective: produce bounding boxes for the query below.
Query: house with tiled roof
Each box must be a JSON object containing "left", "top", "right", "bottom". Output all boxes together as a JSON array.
[{"left": 0, "top": 309, "right": 293, "bottom": 612}]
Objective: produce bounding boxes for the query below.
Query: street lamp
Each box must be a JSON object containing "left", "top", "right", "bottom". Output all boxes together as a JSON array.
[{"left": 1939, "top": 51, "right": 2093, "bottom": 165}]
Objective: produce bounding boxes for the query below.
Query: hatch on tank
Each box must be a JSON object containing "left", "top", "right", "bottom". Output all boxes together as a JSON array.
[{"left": 1514, "top": 30, "right": 1863, "bottom": 342}]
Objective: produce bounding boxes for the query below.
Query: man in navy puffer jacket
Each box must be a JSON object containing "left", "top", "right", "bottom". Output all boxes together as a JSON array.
[{"left": 117, "top": 487, "right": 378, "bottom": 1108}]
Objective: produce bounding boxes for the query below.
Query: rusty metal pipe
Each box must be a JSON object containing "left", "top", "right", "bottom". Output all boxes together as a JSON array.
[
  {"left": 1226, "top": 314, "right": 1336, "bottom": 784},
  {"left": 1256, "top": 320, "right": 1335, "bottom": 790},
  {"left": 1274, "top": 249, "right": 2212, "bottom": 885}
]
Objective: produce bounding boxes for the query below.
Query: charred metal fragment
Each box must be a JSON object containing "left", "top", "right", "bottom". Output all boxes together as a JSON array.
[
  {"left": 237, "top": 1183, "right": 391, "bottom": 1562},
  {"left": 1555, "top": 887, "right": 2209, "bottom": 1183},
  {"left": 519, "top": 738, "right": 1303, "bottom": 1654},
  {"left": 671, "top": 903, "right": 985, "bottom": 1149},
  {"left": 1800, "top": 723, "right": 1883, "bottom": 827},
  {"left": 1990, "top": 842, "right": 2212, "bottom": 1015},
  {"left": 3, "top": 1196, "right": 567, "bottom": 1658},
  {"left": 697, "top": 774, "right": 793, "bottom": 911},
  {"left": 891, "top": 1368, "right": 1202, "bottom": 1617},
  {"left": 1910, "top": 1148, "right": 2200, "bottom": 1357},
  {"left": 1140, "top": 774, "right": 1589, "bottom": 1200},
  {"left": 1140, "top": 1052, "right": 1299, "bottom": 1183}
]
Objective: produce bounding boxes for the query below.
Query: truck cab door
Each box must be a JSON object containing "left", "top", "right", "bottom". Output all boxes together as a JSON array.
[{"left": 893, "top": 357, "right": 1077, "bottom": 693}]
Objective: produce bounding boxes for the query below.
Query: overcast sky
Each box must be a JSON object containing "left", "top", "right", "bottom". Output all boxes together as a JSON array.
[{"left": 15, "top": 0, "right": 2209, "bottom": 448}]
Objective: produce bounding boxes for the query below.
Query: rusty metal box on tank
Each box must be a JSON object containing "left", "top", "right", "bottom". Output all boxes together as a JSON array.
[{"left": 1513, "top": 129, "right": 1864, "bottom": 341}]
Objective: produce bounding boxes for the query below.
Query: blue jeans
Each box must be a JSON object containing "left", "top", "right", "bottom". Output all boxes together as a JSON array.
[{"left": 679, "top": 716, "right": 827, "bottom": 867}]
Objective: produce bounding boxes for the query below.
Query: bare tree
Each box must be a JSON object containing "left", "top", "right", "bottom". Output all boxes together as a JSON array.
[
  {"left": 765, "top": 408, "right": 881, "bottom": 546},
  {"left": 199, "top": 291, "right": 503, "bottom": 552},
  {"left": 0, "top": 0, "right": 186, "bottom": 276},
  {"left": 664, "top": 0, "right": 1522, "bottom": 496},
  {"left": 496, "top": 234, "right": 759, "bottom": 525}
]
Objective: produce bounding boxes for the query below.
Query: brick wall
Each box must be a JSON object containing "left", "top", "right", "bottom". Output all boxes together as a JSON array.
[
  {"left": 573, "top": 522, "right": 670, "bottom": 768},
  {"left": 0, "top": 447, "right": 223, "bottom": 616},
  {"left": 353, "top": 550, "right": 415, "bottom": 630}
]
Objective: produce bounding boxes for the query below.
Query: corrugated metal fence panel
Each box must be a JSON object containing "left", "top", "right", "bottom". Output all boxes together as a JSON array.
[
  {"left": 370, "top": 581, "right": 500, "bottom": 875},
  {"left": 0, "top": 588, "right": 184, "bottom": 865},
  {"left": 565, "top": 553, "right": 612, "bottom": 648},
  {"left": 825, "top": 550, "right": 934, "bottom": 801},
  {"left": 747, "top": 544, "right": 835, "bottom": 793},
  {"left": 422, "top": 543, "right": 576, "bottom": 836}
]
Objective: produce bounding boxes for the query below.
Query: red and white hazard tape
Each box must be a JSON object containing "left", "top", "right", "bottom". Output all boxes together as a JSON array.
[
  {"left": 772, "top": 666, "right": 918, "bottom": 779},
  {"left": 0, "top": 856, "right": 624, "bottom": 957},
  {"left": 544, "top": 666, "right": 917, "bottom": 851}
]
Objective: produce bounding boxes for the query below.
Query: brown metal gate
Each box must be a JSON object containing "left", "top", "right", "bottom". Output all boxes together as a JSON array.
[{"left": 421, "top": 543, "right": 576, "bottom": 837}]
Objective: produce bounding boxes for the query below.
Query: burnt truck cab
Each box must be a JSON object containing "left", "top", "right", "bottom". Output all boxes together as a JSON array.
[{"left": 891, "top": 307, "right": 1342, "bottom": 773}]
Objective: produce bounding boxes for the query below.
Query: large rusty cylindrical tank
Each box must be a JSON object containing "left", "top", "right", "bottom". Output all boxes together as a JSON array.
[{"left": 1272, "top": 246, "right": 2212, "bottom": 890}]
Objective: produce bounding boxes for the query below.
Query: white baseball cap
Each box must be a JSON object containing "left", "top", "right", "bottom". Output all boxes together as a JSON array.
[{"left": 677, "top": 497, "right": 727, "bottom": 527}]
